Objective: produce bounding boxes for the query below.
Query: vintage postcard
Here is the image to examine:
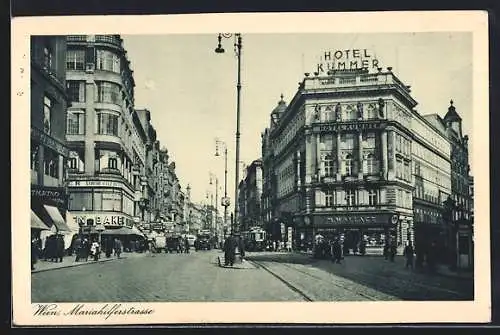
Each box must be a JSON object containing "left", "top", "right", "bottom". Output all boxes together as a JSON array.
[{"left": 11, "top": 11, "right": 490, "bottom": 325}]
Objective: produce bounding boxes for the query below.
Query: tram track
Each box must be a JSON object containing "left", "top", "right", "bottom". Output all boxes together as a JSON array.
[{"left": 249, "top": 259, "right": 388, "bottom": 301}]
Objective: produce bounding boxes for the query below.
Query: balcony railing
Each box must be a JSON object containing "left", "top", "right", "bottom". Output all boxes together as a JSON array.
[{"left": 95, "top": 35, "right": 122, "bottom": 47}]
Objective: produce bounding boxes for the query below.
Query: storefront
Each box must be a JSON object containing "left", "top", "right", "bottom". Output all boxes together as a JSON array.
[
  {"left": 311, "top": 212, "right": 399, "bottom": 249},
  {"left": 31, "top": 185, "right": 71, "bottom": 238}
]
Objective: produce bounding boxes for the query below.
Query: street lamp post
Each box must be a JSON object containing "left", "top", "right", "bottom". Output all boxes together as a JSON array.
[
  {"left": 215, "top": 33, "right": 242, "bottom": 234},
  {"left": 215, "top": 139, "right": 229, "bottom": 237},
  {"left": 209, "top": 172, "right": 219, "bottom": 236}
]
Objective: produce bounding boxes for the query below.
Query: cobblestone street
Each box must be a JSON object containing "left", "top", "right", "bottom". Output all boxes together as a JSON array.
[{"left": 32, "top": 250, "right": 473, "bottom": 302}]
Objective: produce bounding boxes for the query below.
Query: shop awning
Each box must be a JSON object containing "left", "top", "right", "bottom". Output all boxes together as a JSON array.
[
  {"left": 101, "top": 226, "right": 146, "bottom": 238},
  {"left": 31, "top": 210, "right": 50, "bottom": 230},
  {"left": 43, "top": 205, "right": 71, "bottom": 232}
]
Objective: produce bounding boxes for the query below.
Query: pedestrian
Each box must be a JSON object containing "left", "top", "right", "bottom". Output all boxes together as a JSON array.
[
  {"left": 74, "top": 236, "right": 82, "bottom": 262},
  {"left": 31, "top": 237, "right": 39, "bottom": 270},
  {"left": 331, "top": 237, "right": 342, "bottom": 264},
  {"left": 91, "top": 239, "right": 100, "bottom": 261},
  {"left": 237, "top": 235, "right": 245, "bottom": 261},
  {"left": 223, "top": 234, "right": 237, "bottom": 266},
  {"left": 389, "top": 239, "right": 397, "bottom": 262},
  {"left": 359, "top": 238, "right": 366, "bottom": 256},
  {"left": 403, "top": 241, "right": 415, "bottom": 269},
  {"left": 184, "top": 236, "right": 190, "bottom": 254},
  {"left": 56, "top": 234, "right": 65, "bottom": 263},
  {"left": 114, "top": 238, "right": 122, "bottom": 258}
]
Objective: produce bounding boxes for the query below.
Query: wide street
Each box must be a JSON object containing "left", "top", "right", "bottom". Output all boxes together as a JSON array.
[{"left": 32, "top": 250, "right": 473, "bottom": 302}]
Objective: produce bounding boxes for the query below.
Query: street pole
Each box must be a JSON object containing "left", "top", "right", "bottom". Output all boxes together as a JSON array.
[
  {"left": 224, "top": 146, "right": 228, "bottom": 235},
  {"left": 214, "top": 33, "right": 242, "bottom": 234},
  {"left": 234, "top": 34, "right": 242, "bottom": 234}
]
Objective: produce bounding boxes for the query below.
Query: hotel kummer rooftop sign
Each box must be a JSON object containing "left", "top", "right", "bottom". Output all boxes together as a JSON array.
[{"left": 315, "top": 49, "right": 381, "bottom": 74}]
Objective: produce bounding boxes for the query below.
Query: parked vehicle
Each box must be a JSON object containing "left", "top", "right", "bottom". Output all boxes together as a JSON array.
[
  {"left": 194, "top": 233, "right": 212, "bottom": 251},
  {"left": 154, "top": 235, "right": 167, "bottom": 253},
  {"left": 166, "top": 236, "right": 182, "bottom": 253},
  {"left": 185, "top": 234, "right": 196, "bottom": 247}
]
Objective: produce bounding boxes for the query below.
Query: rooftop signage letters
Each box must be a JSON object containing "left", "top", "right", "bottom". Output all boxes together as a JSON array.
[{"left": 315, "top": 49, "right": 380, "bottom": 74}]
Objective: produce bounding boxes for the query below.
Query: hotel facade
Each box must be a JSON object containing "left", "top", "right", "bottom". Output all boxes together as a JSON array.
[{"left": 261, "top": 54, "right": 470, "bottom": 256}]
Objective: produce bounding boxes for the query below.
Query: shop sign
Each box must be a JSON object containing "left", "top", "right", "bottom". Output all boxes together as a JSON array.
[
  {"left": 287, "top": 227, "right": 293, "bottom": 242},
  {"left": 31, "top": 127, "right": 69, "bottom": 156},
  {"left": 68, "top": 180, "right": 123, "bottom": 188},
  {"left": 316, "top": 122, "right": 383, "bottom": 132},
  {"left": 31, "top": 185, "right": 67, "bottom": 206},
  {"left": 315, "top": 49, "right": 380, "bottom": 74},
  {"left": 316, "top": 213, "right": 393, "bottom": 226},
  {"left": 71, "top": 213, "right": 126, "bottom": 227}
]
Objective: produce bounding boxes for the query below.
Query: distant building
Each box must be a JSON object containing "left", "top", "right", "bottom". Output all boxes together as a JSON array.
[
  {"left": 239, "top": 159, "right": 263, "bottom": 231},
  {"left": 30, "top": 35, "right": 71, "bottom": 238}
]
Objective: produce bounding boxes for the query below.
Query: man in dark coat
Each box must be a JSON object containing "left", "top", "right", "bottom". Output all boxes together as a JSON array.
[
  {"left": 237, "top": 235, "right": 245, "bottom": 260},
  {"left": 56, "top": 234, "right": 65, "bottom": 262},
  {"left": 331, "top": 237, "right": 342, "bottom": 264},
  {"left": 403, "top": 241, "right": 415, "bottom": 269},
  {"left": 223, "top": 235, "right": 237, "bottom": 266}
]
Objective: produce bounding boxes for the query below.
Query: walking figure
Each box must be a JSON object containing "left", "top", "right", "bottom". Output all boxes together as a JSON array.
[
  {"left": 223, "top": 234, "right": 237, "bottom": 266},
  {"left": 403, "top": 241, "right": 415, "bottom": 269},
  {"left": 114, "top": 238, "right": 122, "bottom": 258},
  {"left": 331, "top": 237, "right": 342, "bottom": 264}
]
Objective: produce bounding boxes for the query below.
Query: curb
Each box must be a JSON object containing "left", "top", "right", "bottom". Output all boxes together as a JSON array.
[{"left": 31, "top": 256, "right": 133, "bottom": 274}]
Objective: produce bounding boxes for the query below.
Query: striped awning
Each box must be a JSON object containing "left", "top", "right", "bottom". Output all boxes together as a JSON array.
[
  {"left": 31, "top": 210, "right": 50, "bottom": 230},
  {"left": 43, "top": 205, "right": 71, "bottom": 232}
]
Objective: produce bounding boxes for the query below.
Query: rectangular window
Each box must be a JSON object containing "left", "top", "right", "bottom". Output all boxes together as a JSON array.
[
  {"left": 108, "top": 157, "right": 118, "bottom": 169},
  {"left": 324, "top": 155, "right": 335, "bottom": 177},
  {"left": 43, "top": 148, "right": 58, "bottom": 178},
  {"left": 66, "top": 50, "right": 85, "bottom": 70},
  {"left": 43, "top": 45, "right": 53, "bottom": 71},
  {"left": 325, "top": 190, "right": 334, "bottom": 207},
  {"left": 96, "top": 112, "right": 119, "bottom": 136},
  {"left": 31, "top": 143, "right": 39, "bottom": 171},
  {"left": 96, "top": 81, "right": 121, "bottom": 104},
  {"left": 66, "top": 110, "right": 85, "bottom": 135},
  {"left": 66, "top": 81, "right": 86, "bottom": 102},
  {"left": 96, "top": 50, "right": 121, "bottom": 73},
  {"left": 346, "top": 189, "right": 356, "bottom": 206},
  {"left": 368, "top": 189, "right": 378, "bottom": 206},
  {"left": 100, "top": 190, "right": 122, "bottom": 211},
  {"left": 345, "top": 155, "right": 353, "bottom": 175},
  {"left": 43, "top": 95, "right": 52, "bottom": 134},
  {"left": 68, "top": 191, "right": 93, "bottom": 211}
]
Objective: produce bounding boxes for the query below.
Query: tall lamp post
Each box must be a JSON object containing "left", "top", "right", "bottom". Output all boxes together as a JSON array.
[
  {"left": 215, "top": 138, "right": 229, "bottom": 237},
  {"left": 215, "top": 32, "right": 243, "bottom": 234},
  {"left": 209, "top": 172, "right": 219, "bottom": 236}
]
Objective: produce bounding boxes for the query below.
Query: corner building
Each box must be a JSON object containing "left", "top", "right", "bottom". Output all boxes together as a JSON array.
[
  {"left": 265, "top": 67, "right": 452, "bottom": 252},
  {"left": 64, "top": 35, "right": 143, "bottom": 232}
]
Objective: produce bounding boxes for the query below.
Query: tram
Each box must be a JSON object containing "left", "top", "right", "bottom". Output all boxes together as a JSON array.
[{"left": 241, "top": 227, "right": 267, "bottom": 252}]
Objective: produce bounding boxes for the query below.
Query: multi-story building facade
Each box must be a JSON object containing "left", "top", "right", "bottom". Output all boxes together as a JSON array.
[
  {"left": 240, "top": 159, "right": 263, "bottom": 231},
  {"left": 31, "top": 35, "right": 71, "bottom": 238},
  {"left": 64, "top": 35, "right": 142, "bottom": 232},
  {"left": 443, "top": 101, "right": 473, "bottom": 268},
  {"left": 263, "top": 64, "right": 456, "bottom": 255}
]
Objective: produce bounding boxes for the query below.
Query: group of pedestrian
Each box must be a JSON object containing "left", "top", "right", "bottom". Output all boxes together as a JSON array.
[
  {"left": 73, "top": 236, "right": 123, "bottom": 262},
  {"left": 222, "top": 234, "right": 245, "bottom": 266},
  {"left": 41, "top": 234, "right": 65, "bottom": 263}
]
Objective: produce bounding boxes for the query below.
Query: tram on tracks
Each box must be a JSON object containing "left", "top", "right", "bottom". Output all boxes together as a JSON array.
[{"left": 241, "top": 227, "right": 267, "bottom": 252}]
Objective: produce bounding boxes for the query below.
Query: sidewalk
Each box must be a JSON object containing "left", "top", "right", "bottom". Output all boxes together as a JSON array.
[
  {"left": 295, "top": 250, "right": 473, "bottom": 280},
  {"left": 31, "top": 252, "right": 148, "bottom": 273}
]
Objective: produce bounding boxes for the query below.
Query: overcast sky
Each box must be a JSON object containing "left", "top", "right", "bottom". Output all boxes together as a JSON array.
[{"left": 122, "top": 32, "right": 473, "bottom": 207}]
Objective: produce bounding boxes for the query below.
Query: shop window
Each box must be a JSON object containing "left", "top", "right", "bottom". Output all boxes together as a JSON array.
[
  {"left": 43, "top": 95, "right": 52, "bottom": 134},
  {"left": 68, "top": 191, "right": 93, "bottom": 211},
  {"left": 66, "top": 110, "right": 85, "bottom": 135},
  {"left": 368, "top": 189, "right": 378, "bottom": 206},
  {"left": 66, "top": 50, "right": 85, "bottom": 70},
  {"left": 100, "top": 190, "right": 122, "bottom": 211}
]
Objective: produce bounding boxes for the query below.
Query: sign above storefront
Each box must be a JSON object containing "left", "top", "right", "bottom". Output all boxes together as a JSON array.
[
  {"left": 315, "top": 49, "right": 381, "bottom": 74},
  {"left": 69, "top": 213, "right": 129, "bottom": 227},
  {"left": 31, "top": 185, "right": 67, "bottom": 206},
  {"left": 314, "top": 213, "right": 395, "bottom": 227}
]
